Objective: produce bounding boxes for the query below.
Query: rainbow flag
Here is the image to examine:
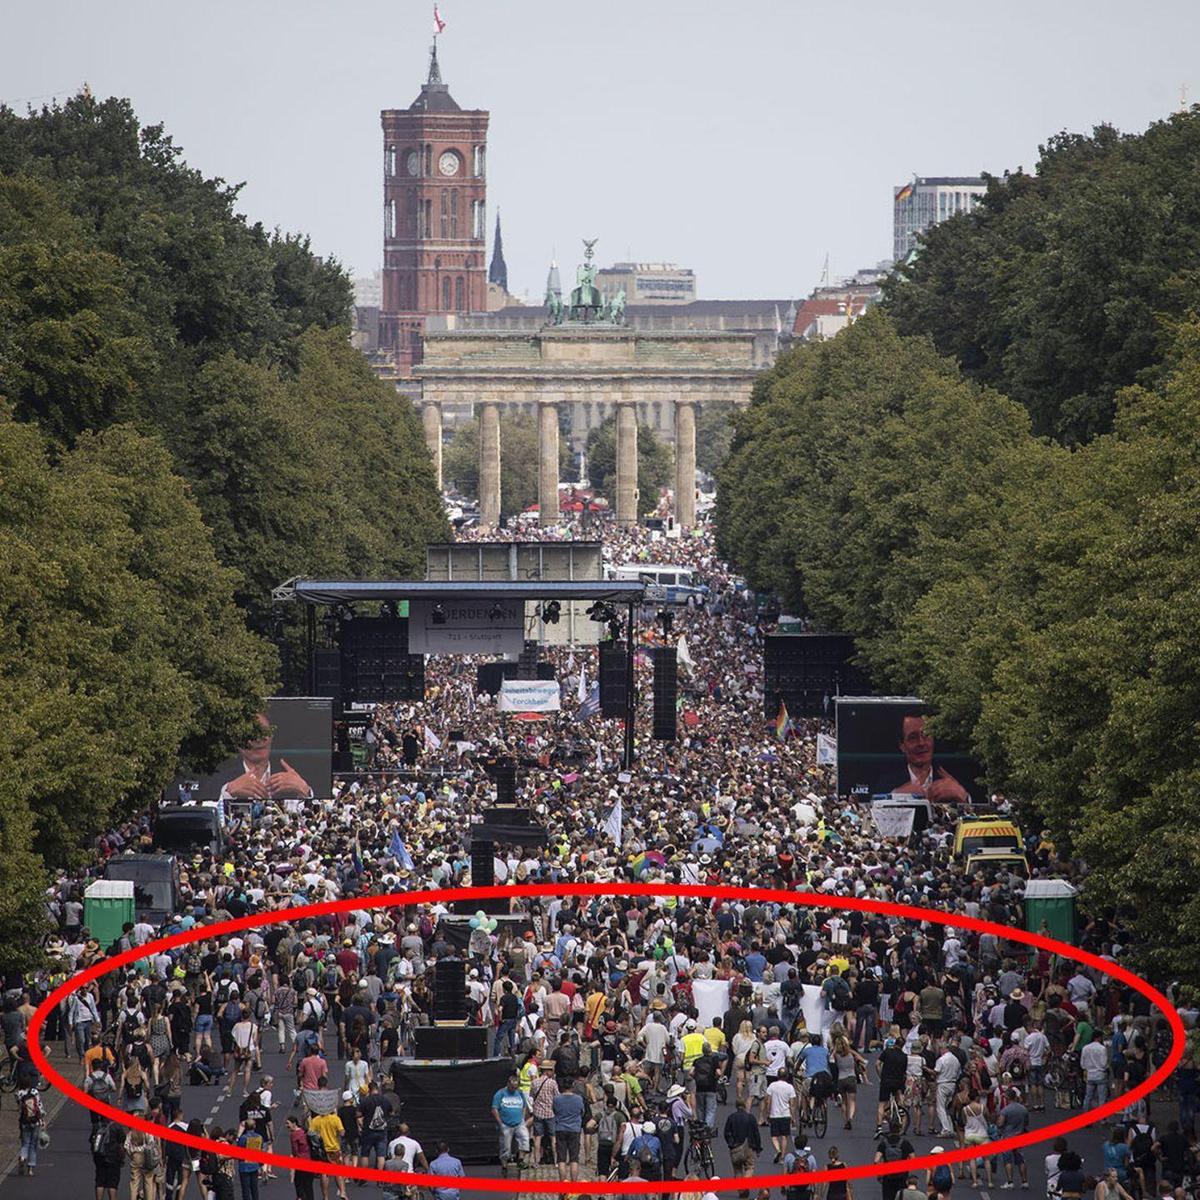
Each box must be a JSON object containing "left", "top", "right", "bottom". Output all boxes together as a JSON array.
[{"left": 775, "top": 700, "right": 793, "bottom": 741}]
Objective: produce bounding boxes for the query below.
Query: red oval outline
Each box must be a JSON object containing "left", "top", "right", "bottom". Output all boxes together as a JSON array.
[{"left": 29, "top": 883, "right": 1183, "bottom": 1193}]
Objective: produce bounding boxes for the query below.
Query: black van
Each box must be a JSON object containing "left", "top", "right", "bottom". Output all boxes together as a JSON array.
[{"left": 153, "top": 803, "right": 225, "bottom": 856}]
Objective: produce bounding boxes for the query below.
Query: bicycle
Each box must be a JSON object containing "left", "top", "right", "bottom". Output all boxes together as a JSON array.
[
  {"left": 683, "top": 1120, "right": 717, "bottom": 1177},
  {"left": 799, "top": 1082, "right": 829, "bottom": 1139},
  {"left": 1044, "top": 1054, "right": 1085, "bottom": 1110},
  {"left": 883, "top": 1088, "right": 911, "bottom": 1136},
  {"left": 0, "top": 1053, "right": 51, "bottom": 1104}
]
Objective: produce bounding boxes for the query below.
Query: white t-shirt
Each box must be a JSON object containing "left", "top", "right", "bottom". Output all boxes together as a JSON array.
[
  {"left": 764, "top": 1037, "right": 789, "bottom": 1077},
  {"left": 934, "top": 1050, "right": 961, "bottom": 1084},
  {"left": 640, "top": 1022, "right": 669, "bottom": 1064},
  {"left": 1024, "top": 1031, "right": 1049, "bottom": 1067},
  {"left": 388, "top": 1134, "right": 423, "bottom": 1166},
  {"left": 767, "top": 1078, "right": 797, "bottom": 1119}
]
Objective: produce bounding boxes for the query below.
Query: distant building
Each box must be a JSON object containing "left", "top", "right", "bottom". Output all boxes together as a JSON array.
[
  {"left": 893, "top": 176, "right": 986, "bottom": 261},
  {"left": 793, "top": 262, "right": 890, "bottom": 343},
  {"left": 379, "top": 43, "right": 490, "bottom": 372},
  {"left": 352, "top": 269, "right": 383, "bottom": 308},
  {"left": 595, "top": 262, "right": 696, "bottom": 305}
]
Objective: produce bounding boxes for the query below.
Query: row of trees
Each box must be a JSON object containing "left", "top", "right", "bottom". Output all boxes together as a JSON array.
[
  {"left": 0, "top": 95, "right": 447, "bottom": 964},
  {"left": 718, "top": 106, "right": 1200, "bottom": 979}
]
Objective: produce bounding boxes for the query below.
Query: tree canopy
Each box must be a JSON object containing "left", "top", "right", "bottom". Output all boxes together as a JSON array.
[
  {"left": 718, "top": 298, "right": 1200, "bottom": 979},
  {"left": 0, "top": 93, "right": 448, "bottom": 962},
  {"left": 586, "top": 415, "right": 673, "bottom": 517},
  {"left": 884, "top": 110, "right": 1200, "bottom": 445}
]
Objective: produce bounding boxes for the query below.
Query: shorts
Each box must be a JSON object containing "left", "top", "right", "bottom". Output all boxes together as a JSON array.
[
  {"left": 94, "top": 1161, "right": 121, "bottom": 1188},
  {"left": 555, "top": 1131, "right": 581, "bottom": 1162},
  {"left": 194, "top": 1014, "right": 213, "bottom": 1034},
  {"left": 360, "top": 1131, "right": 388, "bottom": 1159},
  {"left": 749, "top": 1072, "right": 766, "bottom": 1099},
  {"left": 770, "top": 1117, "right": 792, "bottom": 1137},
  {"left": 838, "top": 1077, "right": 857, "bottom": 1095},
  {"left": 879, "top": 1081, "right": 904, "bottom": 1103},
  {"left": 533, "top": 1117, "right": 556, "bottom": 1138},
  {"left": 1001, "top": 1149, "right": 1024, "bottom": 1166},
  {"left": 1028, "top": 1065, "right": 1045, "bottom": 1085},
  {"left": 964, "top": 1133, "right": 989, "bottom": 1146}
]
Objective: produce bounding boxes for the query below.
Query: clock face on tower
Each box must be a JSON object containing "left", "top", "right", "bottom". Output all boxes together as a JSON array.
[
  {"left": 406, "top": 151, "right": 420, "bottom": 176},
  {"left": 438, "top": 151, "right": 460, "bottom": 177}
]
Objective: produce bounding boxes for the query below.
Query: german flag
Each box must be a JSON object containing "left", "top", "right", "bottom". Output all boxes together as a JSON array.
[{"left": 895, "top": 181, "right": 915, "bottom": 204}]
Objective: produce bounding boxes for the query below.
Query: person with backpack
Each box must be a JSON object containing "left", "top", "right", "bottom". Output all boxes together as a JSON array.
[
  {"left": 926, "top": 1147, "right": 954, "bottom": 1200},
  {"left": 1126, "top": 1116, "right": 1159, "bottom": 1196},
  {"left": 875, "top": 1120, "right": 915, "bottom": 1200},
  {"left": 357, "top": 1079, "right": 394, "bottom": 1170},
  {"left": 15, "top": 1084, "right": 44, "bottom": 1176},
  {"left": 595, "top": 1091, "right": 628, "bottom": 1179},
  {"left": 124, "top": 1126, "right": 161, "bottom": 1199},
  {"left": 92, "top": 1118, "right": 125, "bottom": 1200},
  {"left": 627, "top": 1119, "right": 663, "bottom": 1181},
  {"left": 691, "top": 1043, "right": 723, "bottom": 1131}
]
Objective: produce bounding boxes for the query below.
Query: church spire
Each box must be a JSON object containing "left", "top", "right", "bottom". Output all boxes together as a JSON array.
[
  {"left": 427, "top": 40, "right": 442, "bottom": 85},
  {"left": 489, "top": 211, "right": 509, "bottom": 291}
]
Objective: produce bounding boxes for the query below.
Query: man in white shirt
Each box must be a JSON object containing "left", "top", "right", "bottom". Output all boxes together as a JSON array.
[
  {"left": 1068, "top": 971, "right": 1097, "bottom": 1008},
  {"left": 1023, "top": 1023, "right": 1050, "bottom": 1111},
  {"left": 933, "top": 1043, "right": 962, "bottom": 1136},
  {"left": 766, "top": 1070, "right": 798, "bottom": 1162},
  {"left": 763, "top": 1028, "right": 790, "bottom": 1081},
  {"left": 638, "top": 1014, "right": 669, "bottom": 1088},
  {"left": 1079, "top": 1030, "right": 1109, "bottom": 1109}
]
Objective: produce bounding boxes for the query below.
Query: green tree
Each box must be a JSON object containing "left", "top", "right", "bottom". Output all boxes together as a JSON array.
[
  {"left": 885, "top": 111, "right": 1200, "bottom": 444},
  {"left": 585, "top": 415, "right": 673, "bottom": 517},
  {"left": 443, "top": 411, "right": 570, "bottom": 520},
  {"left": 695, "top": 401, "right": 736, "bottom": 477},
  {"left": 0, "top": 407, "right": 272, "bottom": 935}
]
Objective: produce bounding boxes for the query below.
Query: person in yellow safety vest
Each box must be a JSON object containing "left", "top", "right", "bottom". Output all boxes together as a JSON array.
[
  {"left": 681, "top": 1019, "right": 708, "bottom": 1070},
  {"left": 519, "top": 1054, "right": 540, "bottom": 1095}
]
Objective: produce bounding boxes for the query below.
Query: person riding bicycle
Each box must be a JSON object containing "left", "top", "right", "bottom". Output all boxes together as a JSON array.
[{"left": 800, "top": 1035, "right": 833, "bottom": 1113}]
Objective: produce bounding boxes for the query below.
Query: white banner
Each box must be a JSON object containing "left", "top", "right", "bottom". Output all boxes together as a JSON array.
[
  {"left": 408, "top": 599, "right": 524, "bottom": 656},
  {"left": 497, "top": 679, "right": 561, "bottom": 713},
  {"left": 692, "top": 979, "right": 730, "bottom": 1032},
  {"left": 871, "top": 803, "right": 915, "bottom": 839},
  {"left": 816, "top": 733, "right": 837, "bottom": 766}
]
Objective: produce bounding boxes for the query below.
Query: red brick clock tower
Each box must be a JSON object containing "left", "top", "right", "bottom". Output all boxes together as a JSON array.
[{"left": 380, "top": 44, "right": 489, "bottom": 371}]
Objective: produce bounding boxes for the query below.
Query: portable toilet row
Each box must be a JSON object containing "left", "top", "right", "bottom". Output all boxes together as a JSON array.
[
  {"left": 1023, "top": 878, "right": 1078, "bottom": 945},
  {"left": 84, "top": 879, "right": 134, "bottom": 949}
]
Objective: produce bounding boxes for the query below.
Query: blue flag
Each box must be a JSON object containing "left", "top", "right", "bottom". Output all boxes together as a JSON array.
[{"left": 389, "top": 829, "right": 414, "bottom": 870}]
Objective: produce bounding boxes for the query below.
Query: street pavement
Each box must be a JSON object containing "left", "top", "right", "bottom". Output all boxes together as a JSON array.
[{"left": 0, "top": 1040, "right": 1144, "bottom": 1198}]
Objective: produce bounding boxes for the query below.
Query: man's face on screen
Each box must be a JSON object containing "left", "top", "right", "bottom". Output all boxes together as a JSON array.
[
  {"left": 899, "top": 715, "right": 933, "bottom": 772},
  {"left": 241, "top": 712, "right": 272, "bottom": 768}
]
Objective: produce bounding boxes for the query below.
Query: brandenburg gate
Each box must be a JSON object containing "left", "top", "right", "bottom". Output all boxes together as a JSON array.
[{"left": 415, "top": 242, "right": 759, "bottom": 528}]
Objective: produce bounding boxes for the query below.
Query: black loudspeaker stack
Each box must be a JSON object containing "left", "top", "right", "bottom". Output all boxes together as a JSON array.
[
  {"left": 652, "top": 646, "right": 678, "bottom": 741},
  {"left": 314, "top": 648, "right": 342, "bottom": 706},
  {"left": 517, "top": 642, "right": 540, "bottom": 680},
  {"left": 481, "top": 755, "right": 517, "bottom": 805},
  {"left": 339, "top": 617, "right": 425, "bottom": 706},
  {"left": 432, "top": 959, "right": 468, "bottom": 1023},
  {"left": 470, "top": 839, "right": 495, "bottom": 888},
  {"left": 599, "top": 644, "right": 628, "bottom": 717},
  {"left": 762, "top": 632, "right": 870, "bottom": 718}
]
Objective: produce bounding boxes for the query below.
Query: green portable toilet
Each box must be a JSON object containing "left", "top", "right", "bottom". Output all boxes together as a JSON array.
[
  {"left": 1024, "top": 879, "right": 1078, "bottom": 946},
  {"left": 84, "top": 879, "right": 134, "bottom": 949}
]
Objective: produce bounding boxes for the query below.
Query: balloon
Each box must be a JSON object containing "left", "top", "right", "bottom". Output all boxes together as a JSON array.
[{"left": 469, "top": 917, "right": 480, "bottom": 930}]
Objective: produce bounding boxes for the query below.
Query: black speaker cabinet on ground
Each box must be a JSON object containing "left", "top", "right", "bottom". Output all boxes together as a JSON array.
[
  {"left": 652, "top": 646, "right": 678, "bottom": 741},
  {"left": 432, "top": 958, "right": 468, "bottom": 1022},
  {"left": 339, "top": 616, "right": 425, "bottom": 705},
  {"left": 599, "top": 644, "right": 628, "bottom": 716},
  {"left": 762, "top": 632, "right": 871, "bottom": 718},
  {"left": 411, "top": 1024, "right": 489, "bottom": 1060}
]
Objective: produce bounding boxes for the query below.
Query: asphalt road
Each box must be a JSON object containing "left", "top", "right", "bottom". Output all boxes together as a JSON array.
[{"left": 0, "top": 1042, "right": 1133, "bottom": 1198}]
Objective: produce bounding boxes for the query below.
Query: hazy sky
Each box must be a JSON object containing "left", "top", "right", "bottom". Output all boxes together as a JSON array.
[{"left": 4, "top": 1, "right": 1196, "bottom": 301}]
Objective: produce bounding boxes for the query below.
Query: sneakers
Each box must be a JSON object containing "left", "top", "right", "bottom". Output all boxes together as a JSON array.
[{"left": 1000, "top": 1182, "right": 1016, "bottom": 1190}]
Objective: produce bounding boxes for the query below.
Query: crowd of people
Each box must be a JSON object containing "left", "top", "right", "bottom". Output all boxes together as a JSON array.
[{"left": 4, "top": 517, "right": 1198, "bottom": 1200}]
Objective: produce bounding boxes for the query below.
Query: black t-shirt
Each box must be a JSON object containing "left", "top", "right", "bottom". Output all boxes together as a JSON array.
[
  {"left": 499, "top": 993, "right": 520, "bottom": 1020},
  {"left": 879, "top": 1046, "right": 908, "bottom": 1086},
  {"left": 854, "top": 979, "right": 880, "bottom": 1006},
  {"left": 360, "top": 1094, "right": 393, "bottom": 1134},
  {"left": 239, "top": 1093, "right": 269, "bottom": 1133}
]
